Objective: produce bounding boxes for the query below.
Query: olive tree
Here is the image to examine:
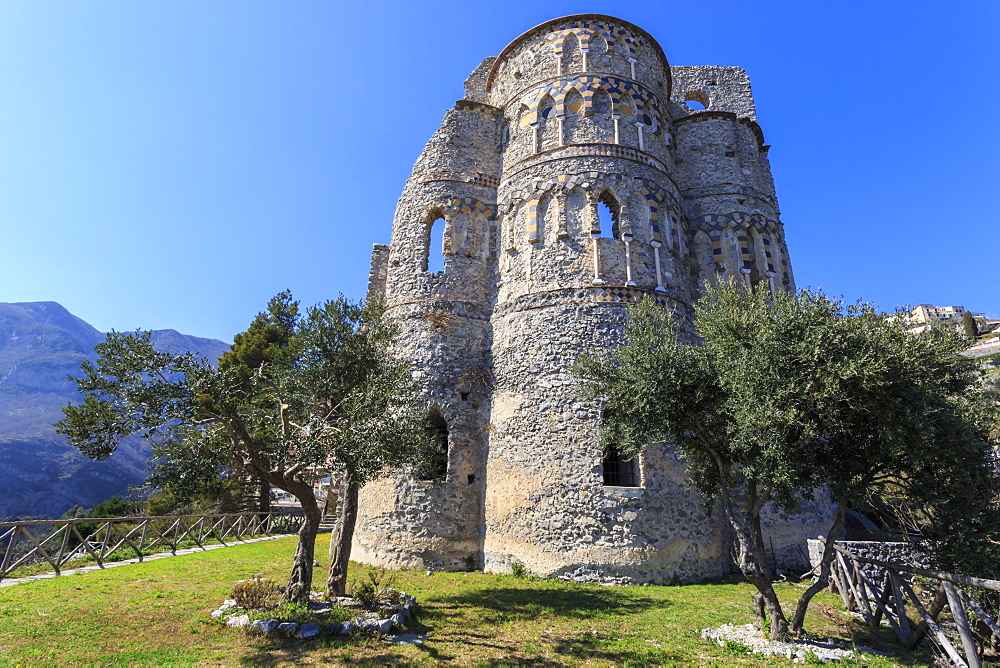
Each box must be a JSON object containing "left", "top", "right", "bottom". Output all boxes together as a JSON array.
[
  {"left": 575, "top": 284, "right": 999, "bottom": 639},
  {"left": 57, "top": 293, "right": 430, "bottom": 602}
]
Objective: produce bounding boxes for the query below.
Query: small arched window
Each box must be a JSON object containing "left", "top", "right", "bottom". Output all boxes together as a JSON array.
[{"left": 417, "top": 408, "right": 449, "bottom": 480}]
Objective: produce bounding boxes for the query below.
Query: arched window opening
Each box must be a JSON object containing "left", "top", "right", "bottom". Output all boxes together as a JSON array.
[
  {"left": 417, "top": 408, "right": 449, "bottom": 480},
  {"left": 684, "top": 91, "right": 709, "bottom": 111},
  {"left": 693, "top": 231, "right": 716, "bottom": 290},
  {"left": 537, "top": 94, "right": 558, "bottom": 150},
  {"left": 424, "top": 215, "right": 445, "bottom": 273},
  {"left": 596, "top": 191, "right": 620, "bottom": 239}
]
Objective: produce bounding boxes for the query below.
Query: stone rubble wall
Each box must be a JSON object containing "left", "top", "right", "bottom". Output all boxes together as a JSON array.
[{"left": 354, "top": 14, "right": 825, "bottom": 584}]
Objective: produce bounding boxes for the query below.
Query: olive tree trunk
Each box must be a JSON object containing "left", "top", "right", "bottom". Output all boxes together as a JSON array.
[
  {"left": 283, "top": 479, "right": 321, "bottom": 603},
  {"left": 791, "top": 502, "right": 846, "bottom": 634},
  {"left": 327, "top": 473, "right": 359, "bottom": 596},
  {"left": 713, "top": 465, "right": 789, "bottom": 640}
]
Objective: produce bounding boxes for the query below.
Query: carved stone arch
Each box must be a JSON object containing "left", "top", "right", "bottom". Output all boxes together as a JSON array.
[
  {"left": 562, "top": 88, "right": 584, "bottom": 144},
  {"left": 559, "top": 31, "right": 583, "bottom": 74},
  {"left": 667, "top": 204, "right": 686, "bottom": 255},
  {"left": 591, "top": 86, "right": 612, "bottom": 116},
  {"left": 588, "top": 32, "right": 612, "bottom": 72},
  {"left": 439, "top": 197, "right": 497, "bottom": 259}
]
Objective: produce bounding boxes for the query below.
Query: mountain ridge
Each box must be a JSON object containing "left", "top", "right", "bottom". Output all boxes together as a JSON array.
[{"left": 0, "top": 301, "right": 230, "bottom": 519}]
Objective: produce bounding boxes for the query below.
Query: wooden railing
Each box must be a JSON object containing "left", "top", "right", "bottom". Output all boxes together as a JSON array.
[
  {"left": 828, "top": 540, "right": 1000, "bottom": 667},
  {"left": 0, "top": 511, "right": 303, "bottom": 582}
]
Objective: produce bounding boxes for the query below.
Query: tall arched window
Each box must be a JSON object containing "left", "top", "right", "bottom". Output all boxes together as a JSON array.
[
  {"left": 596, "top": 190, "right": 621, "bottom": 239},
  {"left": 423, "top": 214, "right": 445, "bottom": 273},
  {"left": 417, "top": 408, "right": 449, "bottom": 480}
]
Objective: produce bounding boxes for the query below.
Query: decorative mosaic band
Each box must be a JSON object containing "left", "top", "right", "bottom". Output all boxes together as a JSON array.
[
  {"left": 546, "top": 22, "right": 644, "bottom": 60},
  {"left": 692, "top": 212, "right": 778, "bottom": 236},
  {"left": 444, "top": 197, "right": 497, "bottom": 221},
  {"left": 420, "top": 171, "right": 501, "bottom": 189}
]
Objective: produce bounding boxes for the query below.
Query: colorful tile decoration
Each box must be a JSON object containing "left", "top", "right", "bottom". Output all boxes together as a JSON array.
[
  {"left": 518, "top": 75, "right": 664, "bottom": 134},
  {"left": 546, "top": 22, "right": 643, "bottom": 61}
]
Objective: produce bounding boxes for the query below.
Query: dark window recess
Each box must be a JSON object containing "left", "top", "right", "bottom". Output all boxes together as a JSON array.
[
  {"left": 467, "top": 474, "right": 476, "bottom": 484},
  {"left": 417, "top": 409, "right": 449, "bottom": 480},
  {"left": 603, "top": 444, "right": 639, "bottom": 487},
  {"left": 460, "top": 391, "right": 470, "bottom": 401}
]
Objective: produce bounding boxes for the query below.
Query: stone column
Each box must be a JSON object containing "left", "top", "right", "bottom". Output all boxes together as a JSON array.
[
  {"left": 651, "top": 241, "right": 666, "bottom": 292},
  {"left": 587, "top": 192, "right": 604, "bottom": 286}
]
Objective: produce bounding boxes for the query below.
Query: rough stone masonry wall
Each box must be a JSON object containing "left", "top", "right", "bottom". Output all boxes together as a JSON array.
[
  {"left": 355, "top": 14, "right": 826, "bottom": 582},
  {"left": 484, "top": 300, "right": 733, "bottom": 583},
  {"left": 353, "top": 90, "right": 500, "bottom": 571}
]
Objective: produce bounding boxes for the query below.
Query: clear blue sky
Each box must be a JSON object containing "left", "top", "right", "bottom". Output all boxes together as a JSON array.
[{"left": 2, "top": 1, "right": 997, "bottom": 342}]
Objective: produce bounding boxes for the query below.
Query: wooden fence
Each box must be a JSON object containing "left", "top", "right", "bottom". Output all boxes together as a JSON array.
[
  {"left": 828, "top": 539, "right": 1000, "bottom": 667},
  {"left": 0, "top": 511, "right": 303, "bottom": 582}
]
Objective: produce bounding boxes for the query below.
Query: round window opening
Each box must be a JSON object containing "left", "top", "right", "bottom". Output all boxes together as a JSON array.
[{"left": 541, "top": 106, "right": 555, "bottom": 119}]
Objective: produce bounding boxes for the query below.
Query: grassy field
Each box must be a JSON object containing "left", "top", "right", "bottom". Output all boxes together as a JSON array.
[{"left": 0, "top": 534, "right": 930, "bottom": 665}]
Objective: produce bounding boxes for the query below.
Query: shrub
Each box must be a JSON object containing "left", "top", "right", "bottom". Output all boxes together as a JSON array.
[
  {"left": 350, "top": 566, "right": 399, "bottom": 608},
  {"left": 510, "top": 561, "right": 526, "bottom": 578},
  {"left": 231, "top": 578, "right": 280, "bottom": 610}
]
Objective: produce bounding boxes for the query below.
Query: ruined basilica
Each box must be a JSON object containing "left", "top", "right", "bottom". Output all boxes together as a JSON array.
[{"left": 354, "top": 15, "right": 828, "bottom": 583}]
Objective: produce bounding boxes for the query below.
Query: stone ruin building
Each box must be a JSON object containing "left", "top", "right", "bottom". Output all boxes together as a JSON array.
[{"left": 356, "top": 14, "right": 829, "bottom": 583}]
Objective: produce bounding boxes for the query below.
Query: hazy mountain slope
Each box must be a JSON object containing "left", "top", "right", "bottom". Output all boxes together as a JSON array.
[{"left": 0, "top": 302, "right": 229, "bottom": 519}]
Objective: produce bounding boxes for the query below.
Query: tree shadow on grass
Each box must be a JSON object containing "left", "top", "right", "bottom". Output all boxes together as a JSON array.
[
  {"left": 433, "top": 584, "right": 668, "bottom": 625},
  {"left": 238, "top": 637, "right": 422, "bottom": 666}
]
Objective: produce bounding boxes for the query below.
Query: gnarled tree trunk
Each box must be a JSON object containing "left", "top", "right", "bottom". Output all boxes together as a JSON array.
[{"left": 327, "top": 473, "right": 358, "bottom": 596}]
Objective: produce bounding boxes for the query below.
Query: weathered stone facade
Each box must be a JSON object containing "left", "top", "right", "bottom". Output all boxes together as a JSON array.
[{"left": 354, "top": 15, "right": 828, "bottom": 583}]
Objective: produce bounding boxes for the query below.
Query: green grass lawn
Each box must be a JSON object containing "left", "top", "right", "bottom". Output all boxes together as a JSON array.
[{"left": 0, "top": 534, "right": 929, "bottom": 665}]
